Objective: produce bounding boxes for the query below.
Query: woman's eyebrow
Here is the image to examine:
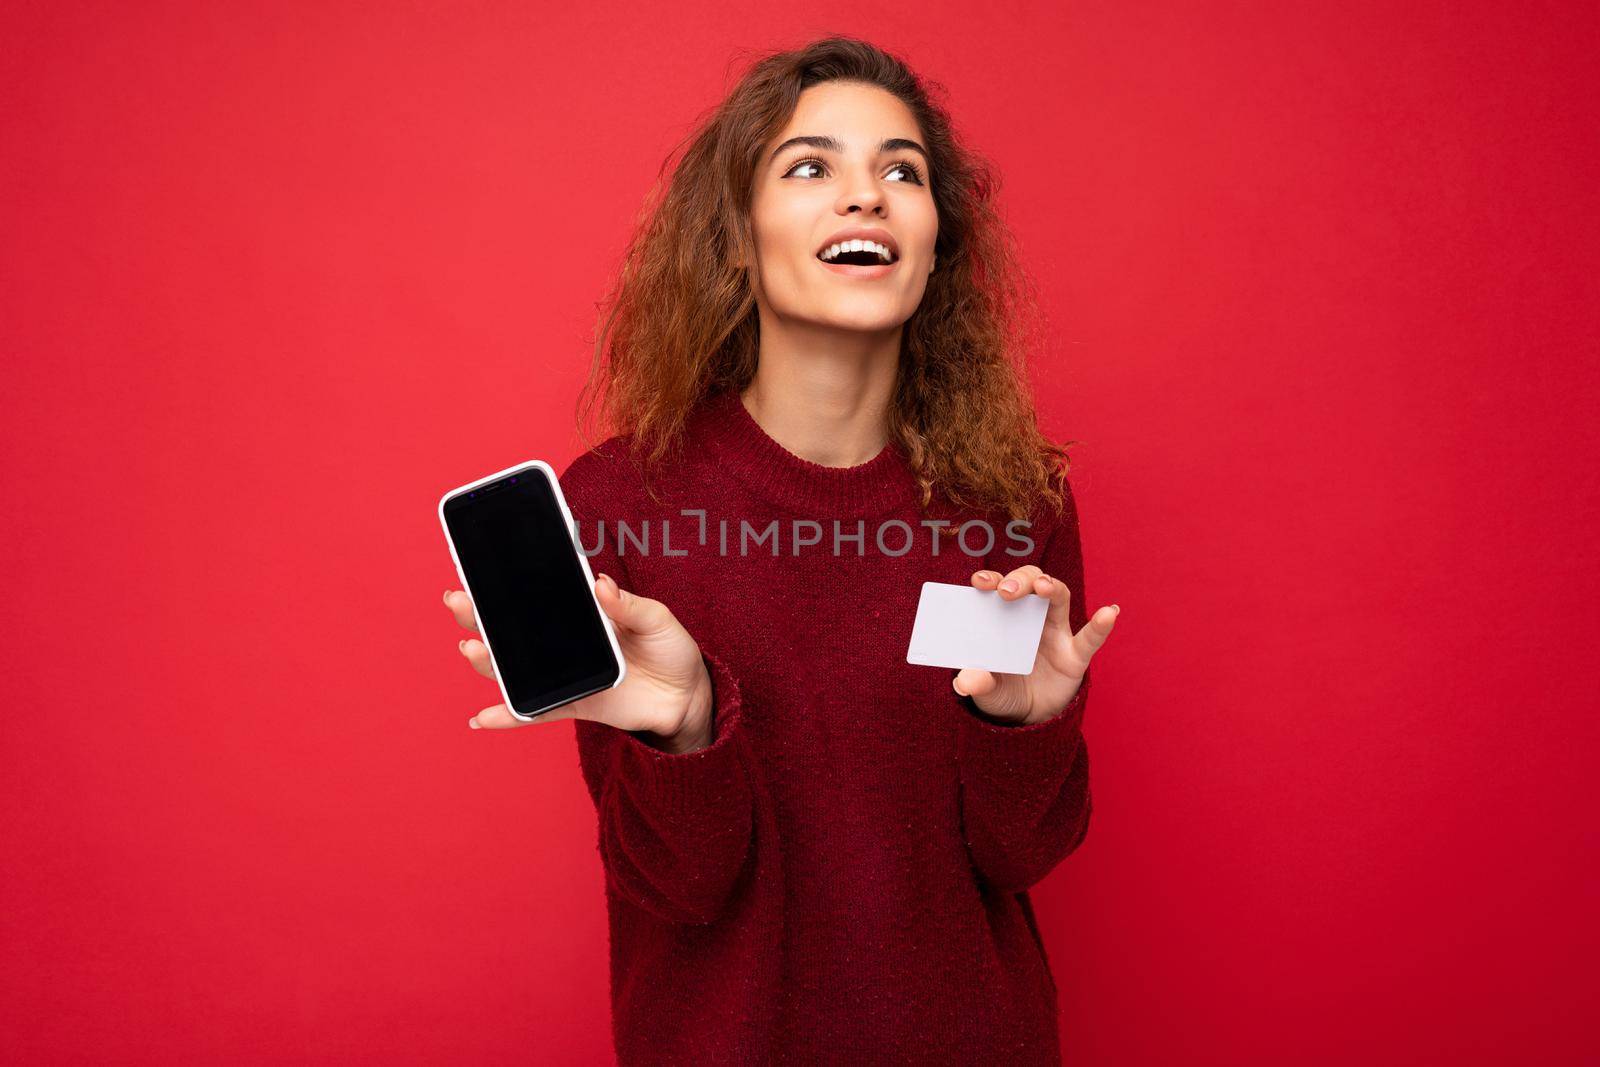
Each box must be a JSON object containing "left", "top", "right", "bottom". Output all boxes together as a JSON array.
[{"left": 769, "top": 135, "right": 929, "bottom": 164}]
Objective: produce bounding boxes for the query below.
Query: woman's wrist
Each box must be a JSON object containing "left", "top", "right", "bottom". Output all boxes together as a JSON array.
[{"left": 642, "top": 663, "right": 715, "bottom": 754}]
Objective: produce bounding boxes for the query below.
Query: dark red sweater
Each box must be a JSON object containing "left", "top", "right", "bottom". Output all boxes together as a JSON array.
[{"left": 559, "top": 387, "right": 1093, "bottom": 1064}]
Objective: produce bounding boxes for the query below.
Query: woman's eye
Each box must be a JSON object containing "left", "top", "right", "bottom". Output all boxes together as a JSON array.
[
  {"left": 886, "top": 162, "right": 925, "bottom": 184},
  {"left": 782, "top": 159, "right": 926, "bottom": 185}
]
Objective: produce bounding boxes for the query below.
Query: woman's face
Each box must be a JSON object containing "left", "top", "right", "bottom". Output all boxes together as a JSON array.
[{"left": 747, "top": 80, "right": 939, "bottom": 335}]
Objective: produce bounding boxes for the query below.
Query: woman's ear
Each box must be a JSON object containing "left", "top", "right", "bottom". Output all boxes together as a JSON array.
[{"left": 929, "top": 254, "right": 937, "bottom": 275}]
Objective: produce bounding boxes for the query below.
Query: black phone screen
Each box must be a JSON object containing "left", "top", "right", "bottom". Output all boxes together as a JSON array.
[{"left": 441, "top": 467, "right": 619, "bottom": 716}]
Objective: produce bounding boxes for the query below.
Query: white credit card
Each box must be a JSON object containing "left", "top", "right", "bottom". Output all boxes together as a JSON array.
[{"left": 906, "top": 581, "right": 1049, "bottom": 675}]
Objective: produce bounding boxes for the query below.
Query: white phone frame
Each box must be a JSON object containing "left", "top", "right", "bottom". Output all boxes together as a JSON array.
[{"left": 437, "top": 458, "right": 626, "bottom": 721}]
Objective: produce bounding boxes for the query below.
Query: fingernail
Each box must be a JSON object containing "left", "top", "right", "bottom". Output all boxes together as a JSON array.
[
  {"left": 469, "top": 717, "right": 480, "bottom": 729},
  {"left": 443, "top": 590, "right": 452, "bottom": 605},
  {"left": 952, "top": 678, "right": 966, "bottom": 696},
  {"left": 1000, "top": 580, "right": 1018, "bottom": 593},
  {"left": 459, "top": 640, "right": 467, "bottom": 652}
]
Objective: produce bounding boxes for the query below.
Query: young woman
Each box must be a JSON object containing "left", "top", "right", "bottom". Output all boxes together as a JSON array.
[{"left": 442, "top": 36, "right": 1119, "bottom": 1064}]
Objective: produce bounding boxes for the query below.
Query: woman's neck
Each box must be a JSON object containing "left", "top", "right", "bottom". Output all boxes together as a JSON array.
[{"left": 741, "top": 324, "right": 902, "bottom": 469}]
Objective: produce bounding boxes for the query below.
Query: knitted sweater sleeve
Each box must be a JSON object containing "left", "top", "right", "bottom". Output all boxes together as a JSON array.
[
  {"left": 955, "top": 482, "right": 1095, "bottom": 893},
  {"left": 564, "top": 456, "right": 755, "bottom": 924},
  {"left": 574, "top": 652, "right": 755, "bottom": 924}
]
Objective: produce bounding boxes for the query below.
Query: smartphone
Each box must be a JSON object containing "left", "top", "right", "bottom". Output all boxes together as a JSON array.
[{"left": 438, "top": 459, "right": 626, "bottom": 721}]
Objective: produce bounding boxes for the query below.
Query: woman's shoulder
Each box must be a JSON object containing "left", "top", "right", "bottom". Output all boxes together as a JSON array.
[
  {"left": 561, "top": 400, "right": 724, "bottom": 518},
  {"left": 1037, "top": 471, "right": 1082, "bottom": 534},
  {"left": 958, "top": 472, "right": 1081, "bottom": 547},
  {"left": 558, "top": 434, "right": 643, "bottom": 518}
]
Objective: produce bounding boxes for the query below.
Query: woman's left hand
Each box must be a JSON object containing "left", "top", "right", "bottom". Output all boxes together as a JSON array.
[{"left": 956, "top": 566, "right": 1120, "bottom": 726}]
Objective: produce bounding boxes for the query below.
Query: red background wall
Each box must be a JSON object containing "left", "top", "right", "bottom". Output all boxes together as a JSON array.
[{"left": 4, "top": 2, "right": 1596, "bottom": 1063}]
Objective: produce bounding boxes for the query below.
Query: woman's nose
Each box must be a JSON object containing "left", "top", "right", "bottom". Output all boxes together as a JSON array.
[{"left": 836, "top": 170, "right": 887, "bottom": 215}]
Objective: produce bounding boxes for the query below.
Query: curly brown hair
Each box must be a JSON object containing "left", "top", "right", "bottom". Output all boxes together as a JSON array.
[{"left": 576, "top": 35, "right": 1078, "bottom": 522}]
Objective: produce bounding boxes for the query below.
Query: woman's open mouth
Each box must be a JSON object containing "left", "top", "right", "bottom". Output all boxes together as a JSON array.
[{"left": 816, "top": 239, "right": 898, "bottom": 279}]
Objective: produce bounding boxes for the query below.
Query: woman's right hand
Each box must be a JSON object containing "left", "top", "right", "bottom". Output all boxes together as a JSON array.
[{"left": 443, "top": 573, "right": 714, "bottom": 754}]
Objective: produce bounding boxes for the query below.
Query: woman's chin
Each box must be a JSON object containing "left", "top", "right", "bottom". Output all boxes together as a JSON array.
[{"left": 795, "top": 307, "right": 915, "bottom": 336}]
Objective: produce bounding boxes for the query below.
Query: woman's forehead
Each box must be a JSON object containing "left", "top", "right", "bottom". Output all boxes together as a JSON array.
[{"left": 773, "top": 82, "right": 920, "bottom": 145}]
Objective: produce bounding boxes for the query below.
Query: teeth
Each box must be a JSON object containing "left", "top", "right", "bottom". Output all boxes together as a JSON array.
[{"left": 819, "top": 239, "right": 894, "bottom": 264}]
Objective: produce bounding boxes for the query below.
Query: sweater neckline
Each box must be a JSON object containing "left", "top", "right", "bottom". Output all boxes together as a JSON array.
[{"left": 692, "top": 387, "right": 922, "bottom": 517}]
